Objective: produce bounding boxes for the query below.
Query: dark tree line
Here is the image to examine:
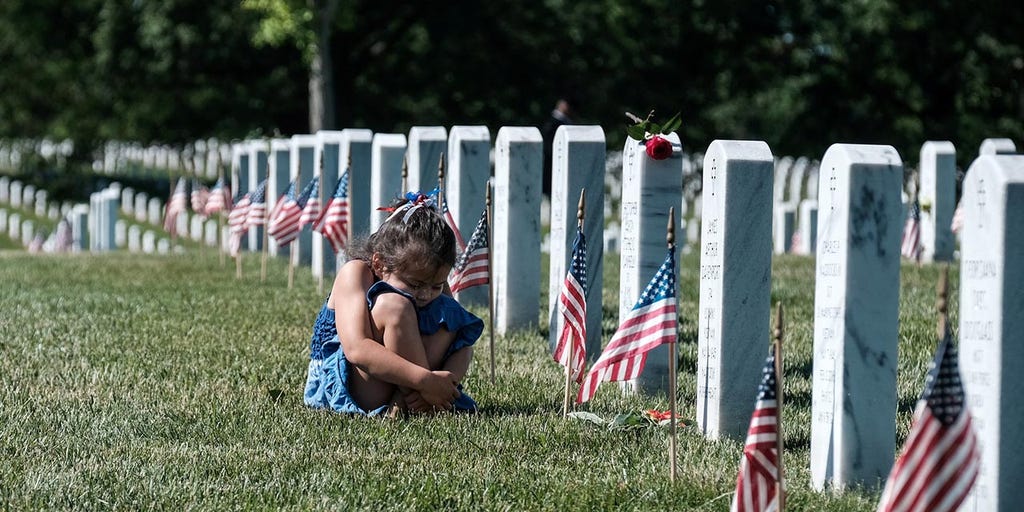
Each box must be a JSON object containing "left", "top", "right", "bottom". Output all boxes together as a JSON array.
[{"left": 1, "top": 0, "right": 1021, "bottom": 169}]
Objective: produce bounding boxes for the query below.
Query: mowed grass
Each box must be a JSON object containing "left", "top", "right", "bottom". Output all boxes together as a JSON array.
[{"left": 0, "top": 249, "right": 958, "bottom": 510}]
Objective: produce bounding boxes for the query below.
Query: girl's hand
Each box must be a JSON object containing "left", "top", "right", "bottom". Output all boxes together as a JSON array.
[{"left": 417, "top": 370, "right": 460, "bottom": 409}]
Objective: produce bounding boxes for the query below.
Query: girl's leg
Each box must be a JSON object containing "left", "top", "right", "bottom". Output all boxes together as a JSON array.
[{"left": 350, "top": 292, "right": 429, "bottom": 412}]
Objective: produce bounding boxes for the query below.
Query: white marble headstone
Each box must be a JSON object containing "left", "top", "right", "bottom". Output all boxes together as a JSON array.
[
  {"left": 696, "top": 140, "right": 774, "bottom": 440},
  {"left": 370, "top": 134, "right": 408, "bottom": 233},
  {"left": 22, "top": 184, "right": 35, "bottom": 209},
  {"left": 247, "top": 140, "right": 269, "bottom": 252},
  {"left": 810, "top": 144, "right": 903, "bottom": 491},
  {"left": 493, "top": 127, "right": 543, "bottom": 334},
  {"left": 71, "top": 205, "right": 88, "bottom": 251},
  {"left": 147, "top": 197, "right": 162, "bottom": 226},
  {"left": 0, "top": 209, "right": 6, "bottom": 233},
  {"left": 312, "top": 129, "right": 372, "bottom": 279},
  {"left": 407, "top": 126, "right": 448, "bottom": 193},
  {"left": 267, "top": 138, "right": 291, "bottom": 257},
  {"left": 619, "top": 133, "right": 683, "bottom": 395},
  {"left": 10, "top": 181, "right": 22, "bottom": 208},
  {"left": 773, "top": 202, "right": 796, "bottom": 254},
  {"left": 157, "top": 238, "right": 170, "bottom": 254},
  {"left": 919, "top": 141, "right": 956, "bottom": 262},
  {"left": 446, "top": 126, "right": 492, "bottom": 307},
  {"left": 190, "top": 215, "right": 204, "bottom": 241},
  {"left": 547, "top": 125, "right": 606, "bottom": 359},
  {"left": 290, "top": 134, "right": 317, "bottom": 266},
  {"left": 8, "top": 213, "right": 19, "bottom": 240},
  {"left": 958, "top": 154, "right": 1024, "bottom": 512},
  {"left": 128, "top": 225, "right": 141, "bottom": 252},
  {"left": 142, "top": 230, "right": 156, "bottom": 254},
  {"left": 21, "top": 220, "right": 33, "bottom": 246},
  {"left": 135, "top": 192, "right": 148, "bottom": 222},
  {"left": 0, "top": 176, "right": 8, "bottom": 203},
  {"left": 797, "top": 199, "right": 818, "bottom": 254},
  {"left": 34, "top": 190, "right": 47, "bottom": 217},
  {"left": 204, "top": 219, "right": 218, "bottom": 247},
  {"left": 979, "top": 138, "right": 1017, "bottom": 156},
  {"left": 115, "top": 220, "right": 126, "bottom": 248},
  {"left": 121, "top": 187, "right": 135, "bottom": 215}
]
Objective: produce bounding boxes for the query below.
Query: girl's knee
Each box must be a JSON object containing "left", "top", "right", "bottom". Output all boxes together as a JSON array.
[{"left": 370, "top": 292, "right": 417, "bottom": 327}]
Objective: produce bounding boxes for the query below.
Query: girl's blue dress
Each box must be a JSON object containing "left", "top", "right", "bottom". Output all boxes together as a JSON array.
[{"left": 303, "top": 281, "right": 483, "bottom": 416}]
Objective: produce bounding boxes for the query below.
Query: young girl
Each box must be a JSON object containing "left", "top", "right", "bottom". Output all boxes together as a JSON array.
[{"left": 303, "top": 192, "right": 482, "bottom": 416}]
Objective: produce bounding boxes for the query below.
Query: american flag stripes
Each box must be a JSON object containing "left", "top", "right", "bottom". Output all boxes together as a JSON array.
[
  {"left": 730, "top": 349, "right": 781, "bottom": 512},
  {"left": 243, "top": 179, "right": 268, "bottom": 229},
  {"left": 163, "top": 177, "right": 188, "bottom": 235},
  {"left": 227, "top": 189, "right": 251, "bottom": 257},
  {"left": 440, "top": 192, "right": 467, "bottom": 252},
  {"left": 298, "top": 178, "right": 320, "bottom": 227},
  {"left": 901, "top": 200, "right": 922, "bottom": 261},
  {"left": 448, "top": 209, "right": 489, "bottom": 293},
  {"left": 204, "top": 177, "right": 229, "bottom": 215},
  {"left": 577, "top": 246, "right": 677, "bottom": 403},
  {"left": 268, "top": 179, "right": 314, "bottom": 246},
  {"left": 313, "top": 170, "right": 350, "bottom": 254},
  {"left": 553, "top": 227, "right": 587, "bottom": 383},
  {"left": 876, "top": 327, "right": 980, "bottom": 512},
  {"left": 190, "top": 179, "right": 209, "bottom": 216}
]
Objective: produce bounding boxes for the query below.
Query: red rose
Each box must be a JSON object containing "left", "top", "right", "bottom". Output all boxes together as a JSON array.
[{"left": 645, "top": 135, "right": 673, "bottom": 160}]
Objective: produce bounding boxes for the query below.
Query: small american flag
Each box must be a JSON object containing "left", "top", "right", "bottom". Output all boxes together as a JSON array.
[
  {"left": 730, "top": 348, "right": 781, "bottom": 512},
  {"left": 298, "top": 178, "right": 320, "bottom": 227},
  {"left": 244, "top": 179, "right": 268, "bottom": 229},
  {"left": 440, "top": 192, "right": 467, "bottom": 252},
  {"left": 204, "top": 177, "right": 229, "bottom": 215},
  {"left": 901, "top": 200, "right": 922, "bottom": 261},
  {"left": 190, "top": 179, "right": 209, "bottom": 216},
  {"left": 448, "top": 209, "right": 489, "bottom": 293},
  {"left": 553, "top": 227, "right": 587, "bottom": 383},
  {"left": 313, "top": 170, "right": 350, "bottom": 254},
  {"left": 578, "top": 246, "right": 677, "bottom": 403},
  {"left": 163, "top": 177, "right": 188, "bottom": 235},
  {"left": 876, "top": 326, "right": 980, "bottom": 512},
  {"left": 268, "top": 179, "right": 313, "bottom": 246}
]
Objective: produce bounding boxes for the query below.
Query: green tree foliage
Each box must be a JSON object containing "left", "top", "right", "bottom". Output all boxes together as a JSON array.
[{"left": 1, "top": 0, "right": 1021, "bottom": 168}]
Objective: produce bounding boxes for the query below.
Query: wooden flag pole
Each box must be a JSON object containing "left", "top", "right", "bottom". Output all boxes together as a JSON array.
[
  {"left": 288, "top": 244, "right": 295, "bottom": 289},
  {"left": 563, "top": 189, "right": 585, "bottom": 417},
  {"left": 437, "top": 152, "right": 445, "bottom": 195},
  {"left": 217, "top": 152, "right": 226, "bottom": 267},
  {"left": 317, "top": 148, "right": 326, "bottom": 295},
  {"left": 486, "top": 184, "right": 496, "bottom": 385},
  {"left": 667, "top": 205, "right": 678, "bottom": 483},
  {"left": 773, "top": 301, "right": 785, "bottom": 511},
  {"left": 236, "top": 245, "right": 243, "bottom": 279},
  {"left": 937, "top": 264, "right": 949, "bottom": 339}
]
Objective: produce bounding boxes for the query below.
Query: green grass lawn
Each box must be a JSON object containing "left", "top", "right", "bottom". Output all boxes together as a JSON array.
[{"left": 0, "top": 250, "right": 957, "bottom": 510}]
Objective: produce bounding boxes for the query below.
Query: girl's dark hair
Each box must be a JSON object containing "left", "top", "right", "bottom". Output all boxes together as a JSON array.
[{"left": 348, "top": 194, "right": 457, "bottom": 273}]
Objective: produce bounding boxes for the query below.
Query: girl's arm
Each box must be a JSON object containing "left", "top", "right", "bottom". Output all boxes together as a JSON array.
[{"left": 333, "top": 260, "right": 459, "bottom": 407}]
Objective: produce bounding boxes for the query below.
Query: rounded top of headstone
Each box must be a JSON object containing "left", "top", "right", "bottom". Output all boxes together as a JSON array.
[
  {"left": 553, "top": 125, "right": 605, "bottom": 144},
  {"left": 371, "top": 133, "right": 408, "bottom": 147},
  {"left": 920, "top": 140, "right": 955, "bottom": 157},
  {"left": 409, "top": 126, "right": 448, "bottom": 140},
  {"left": 822, "top": 143, "right": 902, "bottom": 168},
  {"left": 270, "top": 138, "right": 293, "bottom": 151},
  {"left": 978, "top": 137, "right": 1017, "bottom": 156},
  {"left": 449, "top": 126, "right": 491, "bottom": 140},
  {"left": 290, "top": 134, "right": 318, "bottom": 146},
  {"left": 317, "top": 129, "right": 373, "bottom": 143},
  {"left": 965, "top": 154, "right": 1024, "bottom": 185},
  {"left": 705, "top": 139, "right": 772, "bottom": 162},
  {"left": 496, "top": 126, "right": 543, "bottom": 143}
]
